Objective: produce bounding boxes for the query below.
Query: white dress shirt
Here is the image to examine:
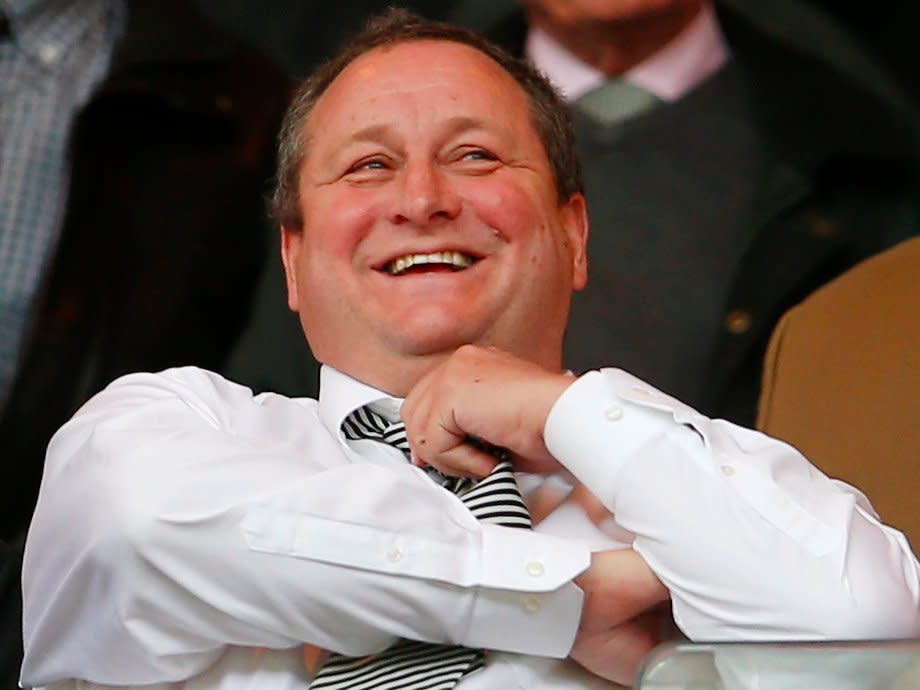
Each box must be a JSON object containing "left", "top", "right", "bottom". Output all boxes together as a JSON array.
[
  {"left": 21, "top": 365, "right": 920, "bottom": 689},
  {"left": 525, "top": 1, "right": 728, "bottom": 103}
]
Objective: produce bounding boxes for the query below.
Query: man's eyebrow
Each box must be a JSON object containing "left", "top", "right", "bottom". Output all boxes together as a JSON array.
[
  {"left": 308, "top": 124, "right": 396, "bottom": 168},
  {"left": 345, "top": 117, "right": 497, "bottom": 145},
  {"left": 308, "top": 116, "right": 505, "bottom": 166},
  {"left": 347, "top": 124, "right": 393, "bottom": 144},
  {"left": 441, "top": 115, "right": 500, "bottom": 137}
]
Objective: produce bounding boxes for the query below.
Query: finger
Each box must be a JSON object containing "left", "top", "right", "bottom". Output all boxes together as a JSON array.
[
  {"left": 504, "top": 449, "right": 565, "bottom": 475},
  {"left": 415, "top": 442, "right": 499, "bottom": 478}
]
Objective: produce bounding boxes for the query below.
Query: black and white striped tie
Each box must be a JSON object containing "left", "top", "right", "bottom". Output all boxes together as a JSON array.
[{"left": 311, "top": 406, "right": 531, "bottom": 689}]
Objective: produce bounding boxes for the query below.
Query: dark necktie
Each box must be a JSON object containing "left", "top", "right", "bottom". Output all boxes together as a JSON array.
[{"left": 311, "top": 405, "right": 531, "bottom": 689}]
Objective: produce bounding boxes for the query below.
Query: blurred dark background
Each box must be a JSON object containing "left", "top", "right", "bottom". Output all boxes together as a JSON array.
[{"left": 196, "top": 0, "right": 919, "bottom": 114}]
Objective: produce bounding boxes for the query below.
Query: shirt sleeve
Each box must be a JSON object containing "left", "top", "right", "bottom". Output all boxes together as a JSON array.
[
  {"left": 21, "top": 367, "right": 589, "bottom": 687},
  {"left": 543, "top": 368, "right": 920, "bottom": 641}
]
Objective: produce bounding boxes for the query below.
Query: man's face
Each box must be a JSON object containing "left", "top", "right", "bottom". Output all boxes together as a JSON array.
[{"left": 281, "top": 40, "right": 588, "bottom": 392}]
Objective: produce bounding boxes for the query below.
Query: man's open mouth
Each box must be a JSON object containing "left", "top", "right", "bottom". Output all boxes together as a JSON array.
[{"left": 385, "top": 251, "right": 477, "bottom": 276}]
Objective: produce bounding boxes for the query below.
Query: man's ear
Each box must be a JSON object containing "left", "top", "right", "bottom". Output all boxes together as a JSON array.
[
  {"left": 279, "top": 225, "right": 303, "bottom": 312},
  {"left": 560, "top": 193, "right": 589, "bottom": 290}
]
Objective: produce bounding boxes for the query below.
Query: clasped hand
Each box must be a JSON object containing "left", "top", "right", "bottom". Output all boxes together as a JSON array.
[
  {"left": 400, "top": 344, "right": 573, "bottom": 476},
  {"left": 401, "top": 345, "right": 671, "bottom": 684}
]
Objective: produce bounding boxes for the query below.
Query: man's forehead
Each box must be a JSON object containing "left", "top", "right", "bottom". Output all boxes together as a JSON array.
[
  {"left": 326, "top": 39, "right": 516, "bottom": 103},
  {"left": 304, "top": 39, "right": 531, "bottom": 143}
]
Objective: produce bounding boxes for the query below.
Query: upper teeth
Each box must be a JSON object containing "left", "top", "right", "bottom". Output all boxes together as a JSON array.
[{"left": 387, "top": 252, "right": 473, "bottom": 275}]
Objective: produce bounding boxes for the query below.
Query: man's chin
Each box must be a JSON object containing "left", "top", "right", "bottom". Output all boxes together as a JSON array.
[
  {"left": 379, "top": 311, "right": 489, "bottom": 356},
  {"left": 388, "top": 331, "right": 479, "bottom": 359}
]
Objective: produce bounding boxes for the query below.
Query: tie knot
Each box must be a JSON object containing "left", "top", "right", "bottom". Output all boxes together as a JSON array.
[
  {"left": 575, "top": 79, "right": 662, "bottom": 126},
  {"left": 341, "top": 405, "right": 410, "bottom": 458}
]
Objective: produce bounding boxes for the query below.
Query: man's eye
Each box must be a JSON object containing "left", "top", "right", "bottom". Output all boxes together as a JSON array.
[
  {"left": 352, "top": 158, "right": 388, "bottom": 171},
  {"left": 341, "top": 156, "right": 395, "bottom": 183},
  {"left": 462, "top": 149, "right": 497, "bottom": 161}
]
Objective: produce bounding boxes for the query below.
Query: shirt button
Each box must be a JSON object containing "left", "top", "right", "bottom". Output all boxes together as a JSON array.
[
  {"left": 605, "top": 405, "right": 623, "bottom": 421},
  {"left": 523, "top": 596, "right": 541, "bottom": 613},
  {"left": 721, "top": 465, "right": 736, "bottom": 477},
  {"left": 38, "top": 42, "right": 61, "bottom": 66},
  {"left": 386, "top": 547, "right": 403, "bottom": 563},
  {"left": 526, "top": 561, "right": 545, "bottom": 577}
]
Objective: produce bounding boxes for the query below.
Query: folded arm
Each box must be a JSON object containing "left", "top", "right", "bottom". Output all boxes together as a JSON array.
[
  {"left": 21, "top": 367, "right": 590, "bottom": 686},
  {"left": 403, "top": 345, "right": 920, "bottom": 642}
]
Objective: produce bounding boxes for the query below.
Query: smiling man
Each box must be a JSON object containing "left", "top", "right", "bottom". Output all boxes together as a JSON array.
[
  {"left": 20, "top": 9, "right": 920, "bottom": 690},
  {"left": 277, "top": 34, "right": 586, "bottom": 397}
]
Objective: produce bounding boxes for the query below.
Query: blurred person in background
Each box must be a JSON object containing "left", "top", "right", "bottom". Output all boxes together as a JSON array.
[{"left": 0, "top": 0, "right": 288, "bottom": 683}]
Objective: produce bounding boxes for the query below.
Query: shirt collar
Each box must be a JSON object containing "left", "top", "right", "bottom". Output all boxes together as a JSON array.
[
  {"left": 318, "top": 365, "right": 404, "bottom": 441},
  {"left": 526, "top": 1, "right": 729, "bottom": 103}
]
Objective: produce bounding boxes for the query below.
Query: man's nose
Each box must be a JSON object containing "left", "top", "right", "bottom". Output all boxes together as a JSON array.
[{"left": 390, "top": 162, "right": 461, "bottom": 227}]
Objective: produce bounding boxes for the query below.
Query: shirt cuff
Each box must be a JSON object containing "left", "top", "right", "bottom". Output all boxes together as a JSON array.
[
  {"left": 477, "top": 522, "right": 591, "bottom": 591},
  {"left": 543, "top": 368, "right": 702, "bottom": 510},
  {"left": 460, "top": 523, "right": 589, "bottom": 656},
  {"left": 464, "top": 580, "right": 584, "bottom": 657}
]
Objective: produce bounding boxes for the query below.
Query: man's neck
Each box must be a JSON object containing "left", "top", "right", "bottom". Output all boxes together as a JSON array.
[
  {"left": 525, "top": 0, "right": 705, "bottom": 77},
  {"left": 319, "top": 350, "right": 449, "bottom": 399},
  {"left": 319, "top": 343, "right": 565, "bottom": 400}
]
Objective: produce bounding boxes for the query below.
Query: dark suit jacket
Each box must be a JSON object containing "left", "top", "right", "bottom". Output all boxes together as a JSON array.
[{"left": 0, "top": 7, "right": 290, "bottom": 542}]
